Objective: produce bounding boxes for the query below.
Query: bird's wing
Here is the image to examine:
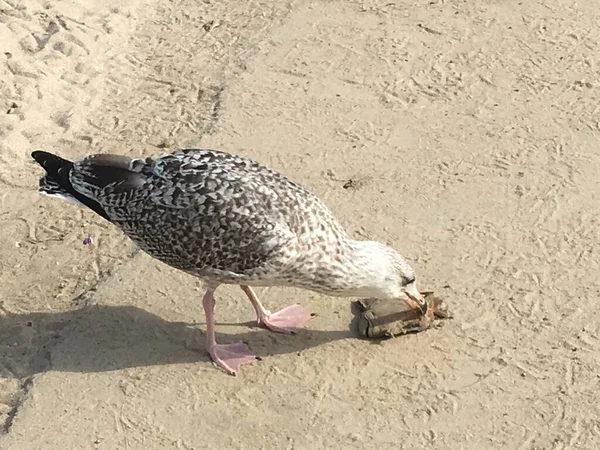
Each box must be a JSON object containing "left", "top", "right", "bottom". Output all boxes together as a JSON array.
[
  {"left": 142, "top": 150, "right": 298, "bottom": 273},
  {"left": 69, "top": 153, "right": 149, "bottom": 200},
  {"left": 71, "top": 149, "right": 297, "bottom": 275}
]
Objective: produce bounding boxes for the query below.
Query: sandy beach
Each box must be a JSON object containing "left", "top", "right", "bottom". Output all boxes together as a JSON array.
[{"left": 2, "top": 0, "right": 600, "bottom": 448}]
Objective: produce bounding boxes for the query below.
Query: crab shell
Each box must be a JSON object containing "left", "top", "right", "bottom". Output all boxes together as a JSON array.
[{"left": 355, "top": 292, "right": 451, "bottom": 338}]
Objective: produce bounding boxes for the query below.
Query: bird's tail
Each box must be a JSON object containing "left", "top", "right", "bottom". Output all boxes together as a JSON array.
[{"left": 31, "top": 150, "right": 111, "bottom": 220}]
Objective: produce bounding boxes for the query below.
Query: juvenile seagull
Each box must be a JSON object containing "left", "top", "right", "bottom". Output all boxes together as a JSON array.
[{"left": 32, "top": 148, "right": 426, "bottom": 374}]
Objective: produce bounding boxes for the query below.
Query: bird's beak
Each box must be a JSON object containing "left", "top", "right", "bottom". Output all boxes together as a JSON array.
[{"left": 403, "top": 282, "right": 428, "bottom": 315}]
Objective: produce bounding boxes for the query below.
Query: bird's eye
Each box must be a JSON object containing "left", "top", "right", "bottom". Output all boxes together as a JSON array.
[{"left": 403, "top": 276, "right": 416, "bottom": 285}]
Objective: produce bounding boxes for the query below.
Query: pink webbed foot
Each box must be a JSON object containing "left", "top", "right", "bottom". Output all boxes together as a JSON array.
[
  {"left": 208, "top": 342, "right": 258, "bottom": 376},
  {"left": 259, "top": 304, "right": 314, "bottom": 334}
]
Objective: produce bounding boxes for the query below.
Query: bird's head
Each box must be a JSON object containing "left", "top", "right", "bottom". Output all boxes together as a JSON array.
[
  {"left": 388, "top": 248, "right": 427, "bottom": 312},
  {"left": 348, "top": 241, "right": 427, "bottom": 312}
]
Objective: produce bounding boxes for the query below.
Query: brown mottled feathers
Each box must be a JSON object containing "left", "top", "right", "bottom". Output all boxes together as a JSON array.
[{"left": 36, "top": 148, "right": 349, "bottom": 287}]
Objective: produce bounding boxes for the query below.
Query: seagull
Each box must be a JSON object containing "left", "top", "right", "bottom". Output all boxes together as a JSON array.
[{"left": 32, "top": 148, "right": 427, "bottom": 375}]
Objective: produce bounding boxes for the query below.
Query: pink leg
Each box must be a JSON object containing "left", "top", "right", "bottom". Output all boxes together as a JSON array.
[
  {"left": 202, "top": 288, "right": 257, "bottom": 375},
  {"left": 240, "top": 285, "right": 313, "bottom": 334}
]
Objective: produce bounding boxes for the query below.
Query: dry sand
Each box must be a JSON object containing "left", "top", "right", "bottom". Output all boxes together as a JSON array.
[{"left": 2, "top": 0, "right": 600, "bottom": 448}]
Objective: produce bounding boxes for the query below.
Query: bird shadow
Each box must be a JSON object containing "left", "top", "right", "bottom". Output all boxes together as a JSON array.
[{"left": 0, "top": 304, "right": 367, "bottom": 378}]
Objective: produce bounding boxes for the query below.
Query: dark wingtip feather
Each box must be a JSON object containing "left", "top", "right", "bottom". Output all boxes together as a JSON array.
[
  {"left": 31, "top": 150, "right": 54, "bottom": 164},
  {"left": 31, "top": 150, "right": 73, "bottom": 174},
  {"left": 31, "top": 150, "right": 112, "bottom": 222},
  {"left": 31, "top": 150, "right": 48, "bottom": 166}
]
